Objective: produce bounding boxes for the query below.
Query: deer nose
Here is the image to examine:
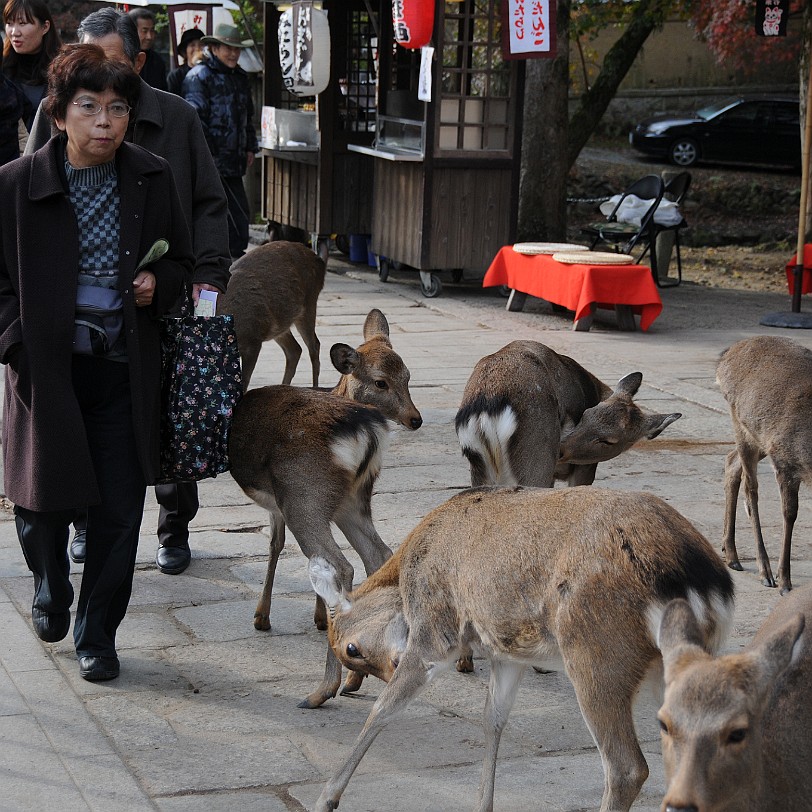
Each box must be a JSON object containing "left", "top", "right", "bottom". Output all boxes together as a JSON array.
[{"left": 410, "top": 416, "right": 423, "bottom": 430}]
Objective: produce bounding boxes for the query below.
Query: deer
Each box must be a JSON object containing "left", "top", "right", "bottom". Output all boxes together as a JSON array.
[
  {"left": 657, "top": 582, "right": 812, "bottom": 812},
  {"left": 308, "top": 485, "right": 735, "bottom": 812},
  {"left": 716, "top": 335, "right": 812, "bottom": 594},
  {"left": 228, "top": 308, "right": 422, "bottom": 708},
  {"left": 216, "top": 240, "right": 326, "bottom": 391},
  {"left": 455, "top": 340, "right": 682, "bottom": 489}
]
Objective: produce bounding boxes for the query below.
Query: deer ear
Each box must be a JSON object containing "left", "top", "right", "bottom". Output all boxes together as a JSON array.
[
  {"left": 614, "top": 372, "right": 643, "bottom": 397},
  {"left": 658, "top": 598, "right": 708, "bottom": 683},
  {"left": 309, "top": 557, "right": 351, "bottom": 615},
  {"left": 751, "top": 613, "right": 806, "bottom": 689},
  {"left": 330, "top": 343, "right": 360, "bottom": 374},
  {"left": 363, "top": 308, "right": 390, "bottom": 341},
  {"left": 386, "top": 611, "right": 409, "bottom": 658},
  {"left": 644, "top": 412, "right": 682, "bottom": 439}
]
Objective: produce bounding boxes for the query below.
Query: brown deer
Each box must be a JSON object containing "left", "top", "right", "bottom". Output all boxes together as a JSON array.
[
  {"left": 658, "top": 583, "right": 812, "bottom": 812},
  {"left": 216, "top": 240, "right": 325, "bottom": 391},
  {"left": 717, "top": 335, "right": 812, "bottom": 594},
  {"left": 455, "top": 340, "right": 681, "bottom": 488},
  {"left": 308, "top": 486, "right": 735, "bottom": 812},
  {"left": 228, "top": 308, "right": 422, "bottom": 708}
]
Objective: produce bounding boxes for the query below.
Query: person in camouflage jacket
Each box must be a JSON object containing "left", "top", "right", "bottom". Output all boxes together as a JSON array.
[{"left": 182, "top": 24, "right": 258, "bottom": 259}]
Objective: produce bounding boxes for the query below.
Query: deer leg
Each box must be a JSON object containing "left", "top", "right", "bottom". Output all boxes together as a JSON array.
[
  {"left": 239, "top": 343, "right": 261, "bottom": 392},
  {"left": 476, "top": 658, "right": 525, "bottom": 812},
  {"left": 722, "top": 449, "right": 744, "bottom": 570},
  {"left": 334, "top": 501, "right": 393, "bottom": 577},
  {"left": 274, "top": 330, "right": 303, "bottom": 386},
  {"left": 340, "top": 669, "right": 365, "bottom": 695},
  {"left": 774, "top": 463, "right": 800, "bottom": 595},
  {"left": 564, "top": 647, "right": 648, "bottom": 811},
  {"left": 739, "top": 445, "right": 776, "bottom": 587},
  {"left": 313, "top": 648, "right": 434, "bottom": 812},
  {"left": 294, "top": 317, "right": 321, "bottom": 388},
  {"left": 566, "top": 462, "right": 598, "bottom": 487},
  {"left": 251, "top": 500, "right": 285, "bottom": 631}
]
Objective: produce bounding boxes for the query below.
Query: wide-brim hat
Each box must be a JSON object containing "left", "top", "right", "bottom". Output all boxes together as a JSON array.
[
  {"left": 177, "top": 27, "right": 204, "bottom": 55},
  {"left": 200, "top": 23, "right": 254, "bottom": 48}
]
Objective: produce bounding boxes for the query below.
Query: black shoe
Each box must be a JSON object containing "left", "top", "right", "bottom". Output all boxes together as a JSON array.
[
  {"left": 31, "top": 606, "right": 70, "bottom": 643},
  {"left": 69, "top": 530, "right": 86, "bottom": 564},
  {"left": 156, "top": 544, "right": 191, "bottom": 575},
  {"left": 79, "top": 655, "right": 120, "bottom": 681}
]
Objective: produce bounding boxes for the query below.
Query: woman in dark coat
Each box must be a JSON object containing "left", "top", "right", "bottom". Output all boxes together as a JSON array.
[{"left": 0, "top": 44, "right": 193, "bottom": 680}]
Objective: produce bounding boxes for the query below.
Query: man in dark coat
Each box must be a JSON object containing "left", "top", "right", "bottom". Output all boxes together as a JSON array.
[
  {"left": 183, "top": 23, "right": 258, "bottom": 260},
  {"left": 128, "top": 7, "right": 167, "bottom": 91},
  {"left": 166, "top": 27, "right": 203, "bottom": 97},
  {"left": 26, "top": 8, "right": 231, "bottom": 576}
]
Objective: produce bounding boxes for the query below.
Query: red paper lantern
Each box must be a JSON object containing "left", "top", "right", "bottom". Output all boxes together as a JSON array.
[{"left": 392, "top": 0, "right": 434, "bottom": 50}]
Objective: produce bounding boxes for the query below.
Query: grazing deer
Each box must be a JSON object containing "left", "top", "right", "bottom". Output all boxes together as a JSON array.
[
  {"left": 216, "top": 240, "right": 326, "bottom": 391},
  {"left": 658, "top": 583, "right": 812, "bottom": 812},
  {"left": 717, "top": 335, "right": 812, "bottom": 594},
  {"left": 455, "top": 341, "right": 681, "bottom": 488},
  {"left": 228, "top": 309, "right": 422, "bottom": 708},
  {"left": 308, "top": 486, "right": 735, "bottom": 812}
]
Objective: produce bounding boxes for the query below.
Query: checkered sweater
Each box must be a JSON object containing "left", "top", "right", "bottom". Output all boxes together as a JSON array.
[{"left": 66, "top": 160, "right": 125, "bottom": 357}]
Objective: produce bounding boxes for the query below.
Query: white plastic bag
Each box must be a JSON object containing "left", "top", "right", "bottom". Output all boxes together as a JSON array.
[{"left": 599, "top": 194, "right": 683, "bottom": 227}]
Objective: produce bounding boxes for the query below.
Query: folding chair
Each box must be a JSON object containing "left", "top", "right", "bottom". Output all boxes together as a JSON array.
[{"left": 581, "top": 174, "right": 666, "bottom": 284}]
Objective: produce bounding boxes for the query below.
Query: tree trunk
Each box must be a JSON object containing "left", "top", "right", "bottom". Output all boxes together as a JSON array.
[
  {"left": 567, "top": 0, "right": 671, "bottom": 170},
  {"left": 517, "top": 0, "right": 571, "bottom": 242}
]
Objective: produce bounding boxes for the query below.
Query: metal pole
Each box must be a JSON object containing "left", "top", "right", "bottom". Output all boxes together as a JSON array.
[{"left": 792, "top": 56, "right": 812, "bottom": 312}]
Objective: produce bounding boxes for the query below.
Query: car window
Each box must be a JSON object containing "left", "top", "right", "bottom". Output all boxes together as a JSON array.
[
  {"left": 716, "top": 102, "right": 760, "bottom": 126},
  {"left": 772, "top": 103, "right": 800, "bottom": 127},
  {"left": 697, "top": 97, "right": 739, "bottom": 120}
]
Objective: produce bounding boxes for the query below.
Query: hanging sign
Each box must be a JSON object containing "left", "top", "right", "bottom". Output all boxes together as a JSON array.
[
  {"left": 755, "top": 0, "right": 789, "bottom": 37},
  {"left": 278, "top": 1, "right": 331, "bottom": 96},
  {"left": 392, "top": 0, "right": 434, "bottom": 50},
  {"left": 501, "top": 0, "right": 557, "bottom": 60}
]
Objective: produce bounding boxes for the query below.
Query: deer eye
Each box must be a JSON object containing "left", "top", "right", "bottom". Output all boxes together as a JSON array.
[
  {"left": 346, "top": 643, "right": 362, "bottom": 658},
  {"left": 727, "top": 728, "right": 747, "bottom": 744},
  {"left": 597, "top": 438, "right": 618, "bottom": 446},
  {"left": 658, "top": 719, "right": 669, "bottom": 735},
  {"left": 374, "top": 380, "right": 388, "bottom": 390}
]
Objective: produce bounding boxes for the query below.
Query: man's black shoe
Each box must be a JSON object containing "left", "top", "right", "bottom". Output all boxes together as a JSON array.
[
  {"left": 79, "top": 655, "right": 120, "bottom": 681},
  {"left": 69, "top": 529, "right": 86, "bottom": 564},
  {"left": 31, "top": 606, "right": 70, "bottom": 642},
  {"left": 156, "top": 544, "right": 191, "bottom": 575}
]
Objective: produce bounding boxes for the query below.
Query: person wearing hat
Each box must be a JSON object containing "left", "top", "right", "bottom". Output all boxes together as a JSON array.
[
  {"left": 166, "top": 27, "right": 203, "bottom": 97},
  {"left": 182, "top": 23, "right": 258, "bottom": 259}
]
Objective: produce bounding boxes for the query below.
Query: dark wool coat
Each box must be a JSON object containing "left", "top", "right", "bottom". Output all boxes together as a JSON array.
[{"left": 0, "top": 136, "right": 194, "bottom": 511}]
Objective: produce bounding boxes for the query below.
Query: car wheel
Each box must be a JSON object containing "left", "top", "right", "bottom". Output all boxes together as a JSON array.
[{"left": 669, "top": 138, "right": 699, "bottom": 167}]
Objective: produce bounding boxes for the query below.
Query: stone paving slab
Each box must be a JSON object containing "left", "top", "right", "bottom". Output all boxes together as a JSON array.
[{"left": 2, "top": 251, "right": 812, "bottom": 811}]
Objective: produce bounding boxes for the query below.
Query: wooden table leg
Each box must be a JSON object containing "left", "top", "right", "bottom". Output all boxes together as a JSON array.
[
  {"left": 573, "top": 305, "right": 594, "bottom": 332},
  {"left": 615, "top": 305, "right": 637, "bottom": 331},
  {"left": 506, "top": 289, "right": 527, "bottom": 312}
]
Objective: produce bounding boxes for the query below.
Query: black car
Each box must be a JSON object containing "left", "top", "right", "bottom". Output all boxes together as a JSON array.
[{"left": 629, "top": 96, "right": 800, "bottom": 169}]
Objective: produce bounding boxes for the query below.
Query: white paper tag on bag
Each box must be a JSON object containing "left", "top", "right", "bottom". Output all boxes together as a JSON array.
[{"left": 194, "top": 289, "right": 218, "bottom": 317}]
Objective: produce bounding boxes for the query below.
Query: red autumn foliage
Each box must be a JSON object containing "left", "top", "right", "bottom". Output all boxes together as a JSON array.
[{"left": 691, "top": 0, "right": 802, "bottom": 74}]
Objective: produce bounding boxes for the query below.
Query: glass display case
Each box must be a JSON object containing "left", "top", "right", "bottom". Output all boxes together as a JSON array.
[{"left": 375, "top": 115, "right": 425, "bottom": 156}]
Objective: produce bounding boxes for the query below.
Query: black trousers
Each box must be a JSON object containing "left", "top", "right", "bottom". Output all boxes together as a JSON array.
[
  {"left": 75, "top": 481, "right": 199, "bottom": 549},
  {"left": 221, "top": 174, "right": 250, "bottom": 259},
  {"left": 16, "top": 356, "right": 147, "bottom": 658}
]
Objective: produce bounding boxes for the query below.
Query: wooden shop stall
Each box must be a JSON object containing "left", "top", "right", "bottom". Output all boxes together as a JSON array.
[
  {"left": 260, "top": 1, "right": 378, "bottom": 259},
  {"left": 350, "top": 0, "right": 526, "bottom": 297}
]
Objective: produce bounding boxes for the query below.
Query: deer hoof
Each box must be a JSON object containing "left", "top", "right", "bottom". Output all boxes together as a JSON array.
[
  {"left": 314, "top": 617, "right": 328, "bottom": 631},
  {"left": 340, "top": 671, "right": 365, "bottom": 695},
  {"left": 727, "top": 561, "right": 744, "bottom": 572},
  {"left": 762, "top": 575, "right": 778, "bottom": 588},
  {"left": 253, "top": 613, "right": 271, "bottom": 631},
  {"left": 456, "top": 655, "right": 474, "bottom": 673},
  {"left": 780, "top": 583, "right": 793, "bottom": 596}
]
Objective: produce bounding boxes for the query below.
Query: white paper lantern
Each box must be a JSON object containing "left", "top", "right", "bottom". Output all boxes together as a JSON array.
[{"left": 278, "top": 1, "right": 330, "bottom": 97}]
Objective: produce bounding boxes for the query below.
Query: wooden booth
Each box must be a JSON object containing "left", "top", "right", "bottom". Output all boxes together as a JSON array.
[
  {"left": 350, "top": 0, "right": 525, "bottom": 297},
  {"left": 260, "top": 1, "right": 378, "bottom": 260}
]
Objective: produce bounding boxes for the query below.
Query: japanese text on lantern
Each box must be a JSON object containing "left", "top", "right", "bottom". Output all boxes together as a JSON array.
[{"left": 508, "top": 0, "right": 549, "bottom": 54}]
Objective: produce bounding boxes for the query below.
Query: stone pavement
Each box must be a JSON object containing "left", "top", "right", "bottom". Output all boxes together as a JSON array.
[{"left": 2, "top": 252, "right": 812, "bottom": 811}]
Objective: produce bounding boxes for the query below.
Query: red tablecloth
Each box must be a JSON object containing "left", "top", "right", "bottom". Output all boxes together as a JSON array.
[
  {"left": 482, "top": 247, "right": 663, "bottom": 331},
  {"left": 785, "top": 245, "right": 812, "bottom": 295}
]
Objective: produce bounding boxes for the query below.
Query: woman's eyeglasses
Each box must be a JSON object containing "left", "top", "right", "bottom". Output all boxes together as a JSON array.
[{"left": 72, "top": 99, "right": 132, "bottom": 118}]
